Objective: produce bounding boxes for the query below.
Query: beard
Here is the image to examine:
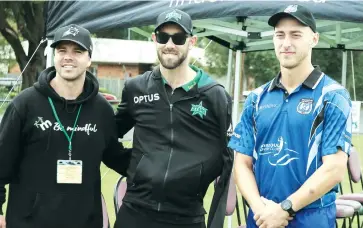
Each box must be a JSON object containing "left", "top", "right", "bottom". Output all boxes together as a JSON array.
[{"left": 157, "top": 48, "right": 188, "bottom": 70}]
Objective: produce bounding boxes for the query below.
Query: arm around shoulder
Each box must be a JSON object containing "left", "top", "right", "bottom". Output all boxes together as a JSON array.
[
  {"left": 115, "top": 80, "right": 135, "bottom": 138},
  {"left": 103, "top": 104, "right": 132, "bottom": 177}
]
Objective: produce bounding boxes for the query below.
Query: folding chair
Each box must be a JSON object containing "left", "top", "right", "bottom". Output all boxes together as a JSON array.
[
  {"left": 102, "top": 194, "right": 110, "bottom": 228},
  {"left": 338, "top": 146, "right": 363, "bottom": 227},
  {"left": 337, "top": 187, "right": 361, "bottom": 228},
  {"left": 214, "top": 174, "right": 237, "bottom": 216},
  {"left": 113, "top": 175, "right": 127, "bottom": 215},
  {"left": 227, "top": 176, "right": 247, "bottom": 228},
  {"left": 214, "top": 174, "right": 247, "bottom": 228},
  {"left": 234, "top": 194, "right": 247, "bottom": 228},
  {"left": 335, "top": 204, "right": 355, "bottom": 228}
]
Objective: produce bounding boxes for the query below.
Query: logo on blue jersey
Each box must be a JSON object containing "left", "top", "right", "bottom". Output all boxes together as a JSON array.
[
  {"left": 297, "top": 98, "right": 313, "bottom": 115},
  {"left": 259, "top": 136, "right": 299, "bottom": 166},
  {"left": 259, "top": 103, "right": 279, "bottom": 111}
]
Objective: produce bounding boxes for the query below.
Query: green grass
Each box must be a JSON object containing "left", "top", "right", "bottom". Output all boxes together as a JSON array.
[
  {"left": 1, "top": 136, "right": 363, "bottom": 227},
  {"left": 0, "top": 103, "right": 8, "bottom": 115},
  {"left": 103, "top": 134, "right": 363, "bottom": 227}
]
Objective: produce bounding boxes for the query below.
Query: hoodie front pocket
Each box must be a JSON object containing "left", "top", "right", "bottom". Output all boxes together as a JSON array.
[
  {"left": 24, "top": 193, "right": 40, "bottom": 218},
  {"left": 32, "top": 192, "right": 95, "bottom": 228}
]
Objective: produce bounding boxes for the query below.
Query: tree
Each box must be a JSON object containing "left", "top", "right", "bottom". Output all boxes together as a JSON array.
[
  {"left": 196, "top": 38, "right": 229, "bottom": 77},
  {"left": 0, "top": 1, "right": 46, "bottom": 89},
  {"left": 345, "top": 51, "right": 363, "bottom": 101},
  {"left": 312, "top": 49, "right": 363, "bottom": 101},
  {"left": 201, "top": 38, "right": 363, "bottom": 101},
  {"left": 0, "top": 36, "right": 16, "bottom": 77},
  {"left": 244, "top": 50, "right": 280, "bottom": 87},
  {"left": 198, "top": 39, "right": 279, "bottom": 82}
]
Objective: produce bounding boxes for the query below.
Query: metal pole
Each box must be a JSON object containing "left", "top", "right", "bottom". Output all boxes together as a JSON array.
[
  {"left": 336, "top": 23, "right": 341, "bottom": 45},
  {"left": 232, "top": 50, "right": 241, "bottom": 128},
  {"left": 342, "top": 50, "right": 347, "bottom": 88},
  {"left": 351, "top": 51, "right": 356, "bottom": 101},
  {"left": 226, "top": 49, "right": 233, "bottom": 94},
  {"left": 242, "top": 53, "right": 247, "bottom": 95},
  {"left": 335, "top": 23, "right": 347, "bottom": 88}
]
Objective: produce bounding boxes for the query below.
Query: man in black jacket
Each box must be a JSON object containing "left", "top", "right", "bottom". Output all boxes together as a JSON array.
[
  {"left": 0, "top": 24, "right": 130, "bottom": 228},
  {"left": 114, "top": 9, "right": 233, "bottom": 228}
]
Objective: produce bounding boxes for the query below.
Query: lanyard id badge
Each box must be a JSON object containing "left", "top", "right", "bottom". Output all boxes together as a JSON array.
[
  {"left": 48, "top": 97, "right": 83, "bottom": 184},
  {"left": 57, "top": 160, "right": 83, "bottom": 184}
]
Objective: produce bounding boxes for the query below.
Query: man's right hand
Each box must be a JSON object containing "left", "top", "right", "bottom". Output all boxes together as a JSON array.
[{"left": 0, "top": 215, "right": 6, "bottom": 228}]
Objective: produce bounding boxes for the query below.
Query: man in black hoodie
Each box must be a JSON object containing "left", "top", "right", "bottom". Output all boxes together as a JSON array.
[
  {"left": 114, "top": 9, "right": 233, "bottom": 228},
  {"left": 0, "top": 24, "right": 130, "bottom": 228}
]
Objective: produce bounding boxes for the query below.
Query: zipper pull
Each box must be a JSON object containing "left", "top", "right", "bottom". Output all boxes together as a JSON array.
[{"left": 170, "top": 104, "right": 173, "bottom": 111}]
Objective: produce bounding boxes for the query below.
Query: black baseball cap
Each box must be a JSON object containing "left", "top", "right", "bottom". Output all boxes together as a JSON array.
[
  {"left": 155, "top": 9, "right": 193, "bottom": 35},
  {"left": 50, "top": 24, "right": 93, "bottom": 57},
  {"left": 268, "top": 4, "right": 316, "bottom": 33}
]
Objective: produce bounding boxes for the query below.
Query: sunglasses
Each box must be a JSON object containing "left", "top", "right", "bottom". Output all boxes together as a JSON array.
[{"left": 155, "top": 31, "right": 189, "bottom": 45}]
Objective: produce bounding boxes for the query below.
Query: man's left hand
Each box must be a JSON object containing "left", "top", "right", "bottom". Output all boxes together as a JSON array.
[{"left": 253, "top": 197, "right": 292, "bottom": 228}]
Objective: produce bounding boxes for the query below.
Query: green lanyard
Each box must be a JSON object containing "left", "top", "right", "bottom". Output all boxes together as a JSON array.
[{"left": 48, "top": 97, "right": 82, "bottom": 160}]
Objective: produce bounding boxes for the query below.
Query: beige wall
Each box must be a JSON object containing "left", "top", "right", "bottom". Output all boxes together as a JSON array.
[
  {"left": 96, "top": 64, "right": 140, "bottom": 79},
  {"left": 9, "top": 64, "right": 20, "bottom": 74}
]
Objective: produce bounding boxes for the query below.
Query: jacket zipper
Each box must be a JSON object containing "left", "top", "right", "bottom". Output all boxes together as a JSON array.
[
  {"left": 158, "top": 103, "right": 174, "bottom": 211},
  {"left": 157, "top": 92, "right": 197, "bottom": 211},
  {"left": 197, "top": 163, "right": 203, "bottom": 197}
]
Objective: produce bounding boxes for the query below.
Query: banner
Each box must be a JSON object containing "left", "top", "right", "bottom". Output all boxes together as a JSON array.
[
  {"left": 45, "top": 1, "right": 363, "bottom": 38},
  {"left": 352, "top": 101, "right": 361, "bottom": 133}
]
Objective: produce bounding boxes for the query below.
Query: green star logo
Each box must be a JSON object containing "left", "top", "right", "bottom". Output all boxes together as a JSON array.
[
  {"left": 191, "top": 101, "right": 208, "bottom": 119},
  {"left": 165, "top": 10, "right": 182, "bottom": 21}
]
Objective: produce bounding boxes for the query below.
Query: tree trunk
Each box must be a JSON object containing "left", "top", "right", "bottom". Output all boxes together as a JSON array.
[
  {"left": 0, "top": 1, "right": 46, "bottom": 90},
  {"left": 20, "top": 42, "right": 46, "bottom": 89}
]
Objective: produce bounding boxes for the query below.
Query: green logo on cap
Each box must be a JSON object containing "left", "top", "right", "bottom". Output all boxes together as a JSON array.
[{"left": 165, "top": 10, "right": 182, "bottom": 21}]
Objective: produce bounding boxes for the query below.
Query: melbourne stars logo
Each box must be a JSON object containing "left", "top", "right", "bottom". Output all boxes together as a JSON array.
[
  {"left": 190, "top": 101, "right": 208, "bottom": 119},
  {"left": 165, "top": 10, "right": 182, "bottom": 21}
]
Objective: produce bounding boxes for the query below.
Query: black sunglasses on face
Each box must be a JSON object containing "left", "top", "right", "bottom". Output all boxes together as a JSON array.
[{"left": 155, "top": 31, "right": 189, "bottom": 45}]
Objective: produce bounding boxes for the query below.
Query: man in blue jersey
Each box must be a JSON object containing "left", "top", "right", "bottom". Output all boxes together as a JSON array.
[{"left": 229, "top": 4, "right": 352, "bottom": 228}]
